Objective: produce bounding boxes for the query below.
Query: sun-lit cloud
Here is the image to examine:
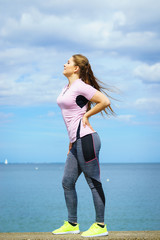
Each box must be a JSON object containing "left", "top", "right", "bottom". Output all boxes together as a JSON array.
[
  {"left": 118, "top": 114, "right": 135, "bottom": 122},
  {"left": 1, "top": 0, "right": 160, "bottom": 59},
  {"left": 134, "top": 98, "right": 160, "bottom": 114},
  {"left": 0, "top": 46, "right": 66, "bottom": 105},
  {"left": 0, "top": 0, "right": 160, "bottom": 163},
  {"left": 0, "top": 3, "right": 159, "bottom": 114},
  {"left": 134, "top": 63, "right": 160, "bottom": 83},
  {"left": 0, "top": 73, "right": 62, "bottom": 106}
]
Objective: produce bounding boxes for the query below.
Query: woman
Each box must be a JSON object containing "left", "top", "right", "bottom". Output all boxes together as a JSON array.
[{"left": 52, "top": 54, "right": 114, "bottom": 237}]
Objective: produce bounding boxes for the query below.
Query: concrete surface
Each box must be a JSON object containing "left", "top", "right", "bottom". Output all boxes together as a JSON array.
[{"left": 0, "top": 231, "right": 160, "bottom": 240}]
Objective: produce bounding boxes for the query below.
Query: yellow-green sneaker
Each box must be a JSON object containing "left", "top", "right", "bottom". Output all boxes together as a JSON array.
[
  {"left": 52, "top": 221, "right": 80, "bottom": 235},
  {"left": 81, "top": 223, "right": 108, "bottom": 237}
]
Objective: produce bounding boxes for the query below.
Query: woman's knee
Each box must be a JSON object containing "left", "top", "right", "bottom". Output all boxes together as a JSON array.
[{"left": 62, "top": 176, "right": 75, "bottom": 190}]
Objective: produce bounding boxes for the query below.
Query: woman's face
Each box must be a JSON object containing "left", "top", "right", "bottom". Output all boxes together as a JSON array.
[{"left": 63, "top": 57, "right": 76, "bottom": 77}]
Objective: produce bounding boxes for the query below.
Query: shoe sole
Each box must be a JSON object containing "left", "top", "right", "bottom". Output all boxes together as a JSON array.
[
  {"left": 52, "top": 230, "right": 80, "bottom": 235},
  {"left": 81, "top": 231, "right": 108, "bottom": 237}
]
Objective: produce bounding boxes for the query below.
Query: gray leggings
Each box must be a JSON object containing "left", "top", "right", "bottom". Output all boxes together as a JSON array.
[{"left": 62, "top": 132, "right": 105, "bottom": 223}]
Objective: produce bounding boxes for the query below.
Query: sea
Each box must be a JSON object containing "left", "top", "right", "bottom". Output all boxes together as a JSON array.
[{"left": 0, "top": 163, "right": 160, "bottom": 232}]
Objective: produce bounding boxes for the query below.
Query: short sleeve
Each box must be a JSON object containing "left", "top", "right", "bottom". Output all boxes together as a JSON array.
[{"left": 78, "top": 80, "right": 97, "bottom": 100}]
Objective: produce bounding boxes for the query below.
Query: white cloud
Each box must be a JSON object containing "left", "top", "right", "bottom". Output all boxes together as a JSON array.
[
  {"left": 0, "top": 73, "right": 63, "bottom": 106},
  {"left": 0, "top": 0, "right": 160, "bottom": 111},
  {"left": 134, "top": 63, "right": 160, "bottom": 83},
  {"left": 0, "top": 4, "right": 160, "bottom": 59},
  {"left": 118, "top": 114, "right": 135, "bottom": 122},
  {"left": 134, "top": 98, "right": 160, "bottom": 113},
  {"left": 0, "top": 46, "right": 66, "bottom": 106}
]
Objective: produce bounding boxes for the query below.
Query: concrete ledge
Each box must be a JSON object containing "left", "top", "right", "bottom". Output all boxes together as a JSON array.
[{"left": 0, "top": 231, "right": 160, "bottom": 240}]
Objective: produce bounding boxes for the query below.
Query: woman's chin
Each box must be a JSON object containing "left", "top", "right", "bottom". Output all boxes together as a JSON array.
[{"left": 63, "top": 71, "right": 69, "bottom": 77}]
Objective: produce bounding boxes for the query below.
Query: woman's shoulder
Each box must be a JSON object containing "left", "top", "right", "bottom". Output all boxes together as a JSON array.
[
  {"left": 75, "top": 79, "right": 97, "bottom": 99},
  {"left": 76, "top": 79, "right": 90, "bottom": 88}
]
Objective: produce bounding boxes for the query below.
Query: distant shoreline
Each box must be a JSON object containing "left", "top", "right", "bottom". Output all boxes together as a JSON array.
[{"left": 0, "top": 162, "right": 160, "bottom": 165}]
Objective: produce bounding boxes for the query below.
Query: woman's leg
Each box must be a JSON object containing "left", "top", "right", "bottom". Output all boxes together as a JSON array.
[
  {"left": 84, "top": 175, "right": 105, "bottom": 223},
  {"left": 62, "top": 143, "right": 82, "bottom": 223},
  {"left": 77, "top": 132, "right": 105, "bottom": 223}
]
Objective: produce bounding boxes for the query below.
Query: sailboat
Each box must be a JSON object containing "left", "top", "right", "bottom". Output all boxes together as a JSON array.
[{"left": 4, "top": 159, "right": 8, "bottom": 165}]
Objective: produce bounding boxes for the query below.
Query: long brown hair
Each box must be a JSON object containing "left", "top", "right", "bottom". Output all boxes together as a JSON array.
[{"left": 72, "top": 54, "right": 116, "bottom": 116}]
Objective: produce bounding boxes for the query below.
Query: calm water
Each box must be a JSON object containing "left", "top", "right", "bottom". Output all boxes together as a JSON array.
[{"left": 0, "top": 163, "right": 160, "bottom": 232}]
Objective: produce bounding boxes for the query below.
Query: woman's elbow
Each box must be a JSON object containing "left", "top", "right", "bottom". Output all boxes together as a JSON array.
[{"left": 103, "top": 99, "right": 110, "bottom": 108}]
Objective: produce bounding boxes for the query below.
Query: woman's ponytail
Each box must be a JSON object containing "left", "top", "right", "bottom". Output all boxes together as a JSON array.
[{"left": 72, "top": 54, "right": 116, "bottom": 116}]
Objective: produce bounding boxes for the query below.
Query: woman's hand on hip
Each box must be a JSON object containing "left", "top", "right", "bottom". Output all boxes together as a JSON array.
[
  {"left": 82, "top": 115, "right": 94, "bottom": 131},
  {"left": 67, "top": 142, "right": 72, "bottom": 155}
]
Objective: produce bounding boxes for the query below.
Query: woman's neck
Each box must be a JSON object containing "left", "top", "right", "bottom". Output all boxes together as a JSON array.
[{"left": 68, "top": 74, "right": 80, "bottom": 87}]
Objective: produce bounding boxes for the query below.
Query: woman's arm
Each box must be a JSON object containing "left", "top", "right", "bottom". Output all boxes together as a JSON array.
[{"left": 82, "top": 90, "right": 110, "bottom": 128}]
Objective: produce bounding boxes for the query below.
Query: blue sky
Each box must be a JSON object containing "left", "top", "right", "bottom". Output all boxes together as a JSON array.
[{"left": 0, "top": 0, "right": 160, "bottom": 163}]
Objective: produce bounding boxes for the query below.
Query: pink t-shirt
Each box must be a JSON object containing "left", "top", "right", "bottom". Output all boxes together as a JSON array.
[{"left": 57, "top": 78, "right": 97, "bottom": 143}]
